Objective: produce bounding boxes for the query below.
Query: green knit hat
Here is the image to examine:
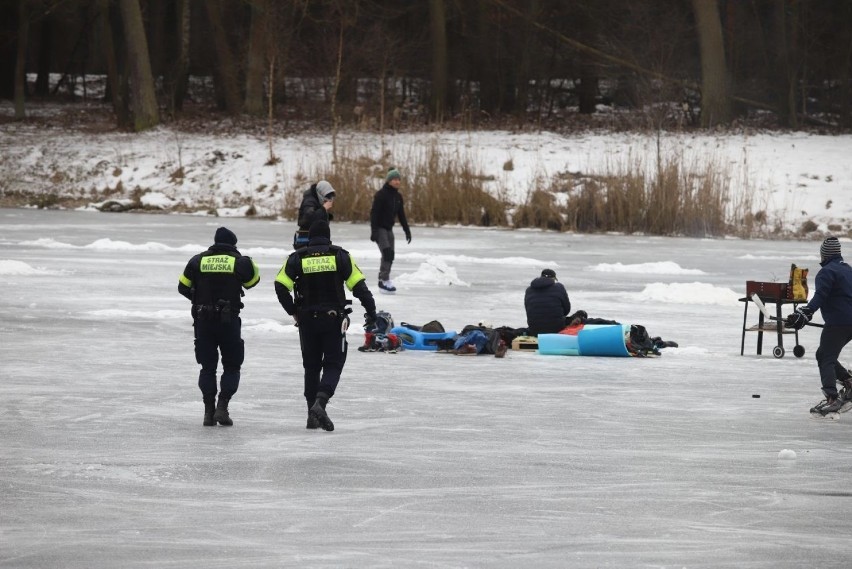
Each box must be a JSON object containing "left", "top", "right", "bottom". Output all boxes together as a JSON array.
[{"left": 386, "top": 168, "right": 401, "bottom": 182}]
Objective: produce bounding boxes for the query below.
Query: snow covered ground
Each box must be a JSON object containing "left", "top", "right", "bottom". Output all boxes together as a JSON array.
[
  {"left": 3, "top": 208, "right": 852, "bottom": 568},
  {"left": 2, "top": 100, "right": 852, "bottom": 235}
]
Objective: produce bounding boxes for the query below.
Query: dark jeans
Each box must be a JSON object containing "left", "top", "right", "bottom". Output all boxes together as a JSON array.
[
  {"left": 815, "top": 325, "right": 852, "bottom": 398},
  {"left": 374, "top": 227, "right": 395, "bottom": 281},
  {"left": 194, "top": 317, "right": 244, "bottom": 399},
  {"left": 298, "top": 312, "right": 349, "bottom": 406}
]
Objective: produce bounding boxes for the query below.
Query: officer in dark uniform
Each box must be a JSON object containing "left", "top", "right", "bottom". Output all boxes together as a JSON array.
[
  {"left": 274, "top": 220, "right": 377, "bottom": 431},
  {"left": 178, "top": 227, "right": 260, "bottom": 426}
]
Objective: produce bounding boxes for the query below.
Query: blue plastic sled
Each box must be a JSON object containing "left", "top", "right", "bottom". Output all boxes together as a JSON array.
[
  {"left": 538, "top": 324, "right": 631, "bottom": 357},
  {"left": 390, "top": 326, "right": 458, "bottom": 351}
]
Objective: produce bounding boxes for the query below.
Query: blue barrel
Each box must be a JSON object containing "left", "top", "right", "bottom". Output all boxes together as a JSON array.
[
  {"left": 538, "top": 324, "right": 630, "bottom": 357},
  {"left": 537, "top": 333, "right": 580, "bottom": 356},
  {"left": 576, "top": 324, "right": 630, "bottom": 357}
]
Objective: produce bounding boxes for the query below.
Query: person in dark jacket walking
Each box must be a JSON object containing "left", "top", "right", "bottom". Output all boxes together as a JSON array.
[
  {"left": 786, "top": 236, "right": 852, "bottom": 417},
  {"left": 370, "top": 168, "right": 411, "bottom": 293},
  {"left": 275, "top": 220, "right": 377, "bottom": 431},
  {"left": 294, "top": 180, "right": 336, "bottom": 248},
  {"left": 178, "top": 227, "right": 260, "bottom": 426},
  {"left": 524, "top": 269, "right": 571, "bottom": 336}
]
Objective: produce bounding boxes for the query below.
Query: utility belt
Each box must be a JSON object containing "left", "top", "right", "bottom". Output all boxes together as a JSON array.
[
  {"left": 299, "top": 307, "right": 352, "bottom": 320},
  {"left": 193, "top": 300, "right": 237, "bottom": 323}
]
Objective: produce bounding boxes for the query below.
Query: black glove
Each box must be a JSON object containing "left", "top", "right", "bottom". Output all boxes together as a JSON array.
[
  {"left": 364, "top": 312, "right": 377, "bottom": 330},
  {"left": 370, "top": 228, "right": 378, "bottom": 242},
  {"left": 404, "top": 229, "right": 412, "bottom": 244},
  {"left": 785, "top": 306, "right": 813, "bottom": 330}
]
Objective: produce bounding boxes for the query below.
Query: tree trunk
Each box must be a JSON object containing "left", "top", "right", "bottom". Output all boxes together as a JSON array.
[
  {"left": 513, "top": 0, "right": 540, "bottom": 120},
  {"left": 164, "top": 0, "right": 191, "bottom": 113},
  {"left": 147, "top": 0, "right": 165, "bottom": 80},
  {"left": 205, "top": 0, "right": 242, "bottom": 114},
  {"left": 576, "top": 6, "right": 598, "bottom": 115},
  {"left": 429, "top": 0, "right": 448, "bottom": 122},
  {"left": 34, "top": 9, "right": 53, "bottom": 97},
  {"left": 101, "top": 0, "right": 126, "bottom": 124},
  {"left": 0, "top": 1, "right": 17, "bottom": 99},
  {"left": 119, "top": 0, "right": 159, "bottom": 131},
  {"left": 476, "top": 0, "right": 500, "bottom": 117},
  {"left": 14, "top": 0, "right": 28, "bottom": 119},
  {"left": 244, "top": 0, "right": 268, "bottom": 116},
  {"left": 331, "top": 22, "right": 344, "bottom": 162},
  {"left": 691, "top": 0, "right": 731, "bottom": 127},
  {"left": 773, "top": 1, "right": 800, "bottom": 128}
]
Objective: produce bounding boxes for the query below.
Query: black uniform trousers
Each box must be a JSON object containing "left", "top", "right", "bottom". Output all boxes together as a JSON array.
[
  {"left": 816, "top": 325, "right": 852, "bottom": 398},
  {"left": 194, "top": 315, "right": 244, "bottom": 399},
  {"left": 298, "top": 311, "right": 349, "bottom": 406}
]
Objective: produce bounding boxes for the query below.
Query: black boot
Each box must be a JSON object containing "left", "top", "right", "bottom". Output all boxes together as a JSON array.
[
  {"left": 309, "top": 392, "right": 334, "bottom": 431},
  {"left": 213, "top": 395, "right": 233, "bottom": 426},
  {"left": 203, "top": 394, "right": 216, "bottom": 426},
  {"left": 306, "top": 400, "right": 320, "bottom": 429}
]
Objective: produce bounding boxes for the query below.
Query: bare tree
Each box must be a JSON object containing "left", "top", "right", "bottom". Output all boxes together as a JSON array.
[
  {"left": 14, "top": 0, "right": 28, "bottom": 119},
  {"left": 244, "top": 0, "right": 268, "bottom": 116},
  {"left": 119, "top": 0, "right": 159, "bottom": 131},
  {"left": 205, "top": 0, "right": 242, "bottom": 114},
  {"left": 163, "top": 0, "right": 191, "bottom": 114},
  {"left": 429, "top": 0, "right": 448, "bottom": 122},
  {"left": 691, "top": 0, "right": 731, "bottom": 126}
]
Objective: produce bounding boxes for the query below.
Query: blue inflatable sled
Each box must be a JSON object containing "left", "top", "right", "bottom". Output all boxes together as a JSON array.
[
  {"left": 390, "top": 326, "right": 458, "bottom": 351},
  {"left": 537, "top": 324, "right": 631, "bottom": 357}
]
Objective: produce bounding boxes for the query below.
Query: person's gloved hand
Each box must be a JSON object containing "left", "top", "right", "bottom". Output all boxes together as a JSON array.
[
  {"left": 370, "top": 228, "right": 378, "bottom": 242},
  {"left": 404, "top": 229, "right": 412, "bottom": 244},
  {"left": 785, "top": 306, "right": 813, "bottom": 330},
  {"left": 364, "top": 312, "right": 377, "bottom": 330}
]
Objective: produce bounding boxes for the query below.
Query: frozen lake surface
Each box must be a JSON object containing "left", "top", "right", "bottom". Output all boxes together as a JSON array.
[{"left": 2, "top": 209, "right": 851, "bottom": 568}]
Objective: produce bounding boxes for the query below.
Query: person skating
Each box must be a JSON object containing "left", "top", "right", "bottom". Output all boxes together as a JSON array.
[
  {"left": 369, "top": 168, "right": 411, "bottom": 293},
  {"left": 178, "top": 227, "right": 260, "bottom": 426},
  {"left": 293, "top": 180, "right": 336, "bottom": 248},
  {"left": 275, "top": 220, "right": 377, "bottom": 431},
  {"left": 524, "top": 269, "right": 571, "bottom": 336},
  {"left": 785, "top": 236, "right": 852, "bottom": 417}
]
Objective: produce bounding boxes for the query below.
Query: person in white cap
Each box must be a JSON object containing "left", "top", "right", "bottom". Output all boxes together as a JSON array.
[
  {"left": 785, "top": 236, "right": 852, "bottom": 417},
  {"left": 293, "top": 180, "right": 336, "bottom": 248}
]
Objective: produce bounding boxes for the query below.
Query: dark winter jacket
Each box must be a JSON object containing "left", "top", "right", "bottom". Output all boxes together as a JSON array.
[
  {"left": 298, "top": 185, "right": 333, "bottom": 230},
  {"left": 524, "top": 277, "right": 571, "bottom": 335},
  {"left": 274, "top": 236, "right": 376, "bottom": 317},
  {"left": 178, "top": 243, "right": 260, "bottom": 312},
  {"left": 805, "top": 256, "right": 852, "bottom": 326},
  {"left": 370, "top": 183, "right": 410, "bottom": 237}
]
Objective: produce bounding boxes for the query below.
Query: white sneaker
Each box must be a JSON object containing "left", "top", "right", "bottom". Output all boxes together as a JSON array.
[{"left": 378, "top": 280, "right": 396, "bottom": 293}]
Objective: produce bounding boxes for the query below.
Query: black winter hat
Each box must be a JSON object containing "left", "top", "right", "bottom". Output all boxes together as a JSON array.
[
  {"left": 821, "top": 236, "right": 841, "bottom": 259},
  {"left": 214, "top": 227, "right": 237, "bottom": 245},
  {"left": 541, "top": 268, "right": 557, "bottom": 279},
  {"left": 309, "top": 220, "right": 331, "bottom": 240}
]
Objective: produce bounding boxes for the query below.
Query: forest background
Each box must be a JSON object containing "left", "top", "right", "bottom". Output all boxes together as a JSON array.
[{"left": 1, "top": 0, "right": 851, "bottom": 238}]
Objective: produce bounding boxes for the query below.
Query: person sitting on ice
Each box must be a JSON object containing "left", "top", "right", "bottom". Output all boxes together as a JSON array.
[{"left": 524, "top": 268, "right": 571, "bottom": 336}]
